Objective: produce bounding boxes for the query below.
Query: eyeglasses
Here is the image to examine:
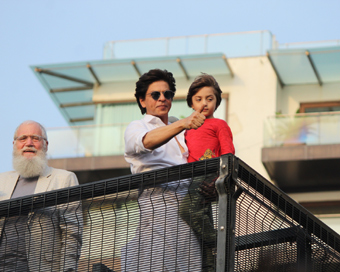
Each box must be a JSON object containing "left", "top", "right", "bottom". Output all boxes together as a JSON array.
[
  {"left": 15, "top": 135, "right": 46, "bottom": 143},
  {"left": 147, "top": 90, "right": 175, "bottom": 101}
]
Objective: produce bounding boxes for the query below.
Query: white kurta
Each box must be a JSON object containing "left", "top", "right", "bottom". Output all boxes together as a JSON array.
[{"left": 122, "top": 115, "right": 202, "bottom": 271}]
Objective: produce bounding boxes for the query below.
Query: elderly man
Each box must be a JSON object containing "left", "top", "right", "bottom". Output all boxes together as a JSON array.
[
  {"left": 122, "top": 69, "right": 206, "bottom": 271},
  {"left": 0, "top": 120, "right": 82, "bottom": 272}
]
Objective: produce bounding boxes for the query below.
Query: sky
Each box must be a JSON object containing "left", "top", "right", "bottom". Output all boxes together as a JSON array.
[{"left": 0, "top": 0, "right": 339, "bottom": 173}]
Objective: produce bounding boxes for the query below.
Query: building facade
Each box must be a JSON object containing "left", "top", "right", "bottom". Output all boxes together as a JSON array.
[{"left": 32, "top": 30, "right": 340, "bottom": 233}]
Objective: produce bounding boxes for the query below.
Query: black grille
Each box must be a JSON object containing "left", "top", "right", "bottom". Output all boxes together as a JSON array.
[{"left": 0, "top": 155, "right": 339, "bottom": 271}]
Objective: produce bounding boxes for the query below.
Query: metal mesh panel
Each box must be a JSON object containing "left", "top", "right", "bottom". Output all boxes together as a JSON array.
[
  {"left": 232, "top": 157, "right": 340, "bottom": 272},
  {"left": 0, "top": 159, "right": 220, "bottom": 272},
  {"left": 1, "top": 155, "right": 340, "bottom": 271}
]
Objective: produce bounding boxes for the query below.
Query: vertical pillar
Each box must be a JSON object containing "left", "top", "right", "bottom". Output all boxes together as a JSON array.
[{"left": 216, "top": 155, "right": 242, "bottom": 272}]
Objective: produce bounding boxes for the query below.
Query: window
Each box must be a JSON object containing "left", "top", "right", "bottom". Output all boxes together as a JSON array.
[
  {"left": 96, "top": 94, "right": 229, "bottom": 125},
  {"left": 300, "top": 101, "right": 340, "bottom": 113}
]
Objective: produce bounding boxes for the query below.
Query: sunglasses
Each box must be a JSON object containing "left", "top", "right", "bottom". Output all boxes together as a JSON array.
[{"left": 147, "top": 90, "right": 175, "bottom": 101}]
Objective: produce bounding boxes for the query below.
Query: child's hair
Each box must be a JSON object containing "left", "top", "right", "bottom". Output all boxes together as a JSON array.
[{"left": 186, "top": 73, "right": 222, "bottom": 111}]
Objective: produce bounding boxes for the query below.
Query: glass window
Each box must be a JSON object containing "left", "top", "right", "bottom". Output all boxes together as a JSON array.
[
  {"left": 96, "top": 99, "right": 228, "bottom": 125},
  {"left": 300, "top": 101, "right": 340, "bottom": 113}
]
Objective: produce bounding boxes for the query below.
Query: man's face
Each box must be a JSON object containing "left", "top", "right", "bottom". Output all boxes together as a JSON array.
[
  {"left": 139, "top": 80, "right": 172, "bottom": 123},
  {"left": 14, "top": 123, "right": 48, "bottom": 158}
]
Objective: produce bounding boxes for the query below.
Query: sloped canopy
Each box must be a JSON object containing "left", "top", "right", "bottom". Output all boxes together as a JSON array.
[
  {"left": 267, "top": 46, "right": 340, "bottom": 87},
  {"left": 31, "top": 53, "right": 233, "bottom": 124}
]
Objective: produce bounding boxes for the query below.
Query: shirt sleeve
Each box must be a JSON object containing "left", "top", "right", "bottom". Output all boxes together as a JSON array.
[
  {"left": 217, "top": 121, "right": 235, "bottom": 155},
  {"left": 124, "top": 120, "right": 152, "bottom": 155}
]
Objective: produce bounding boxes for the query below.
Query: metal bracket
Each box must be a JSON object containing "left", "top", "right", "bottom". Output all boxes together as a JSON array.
[{"left": 216, "top": 154, "right": 243, "bottom": 272}]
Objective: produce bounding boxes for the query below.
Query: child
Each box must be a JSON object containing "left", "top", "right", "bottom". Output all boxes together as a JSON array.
[
  {"left": 180, "top": 74, "right": 235, "bottom": 271},
  {"left": 185, "top": 73, "right": 235, "bottom": 162}
]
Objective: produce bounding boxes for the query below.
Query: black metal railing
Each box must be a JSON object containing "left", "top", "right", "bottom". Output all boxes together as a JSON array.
[
  {"left": 231, "top": 155, "right": 340, "bottom": 271},
  {"left": 0, "top": 154, "right": 339, "bottom": 271}
]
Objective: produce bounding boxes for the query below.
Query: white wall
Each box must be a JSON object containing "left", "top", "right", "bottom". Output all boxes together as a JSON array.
[
  {"left": 277, "top": 82, "right": 340, "bottom": 114},
  {"left": 220, "top": 56, "right": 277, "bottom": 179},
  {"left": 318, "top": 216, "right": 340, "bottom": 235}
]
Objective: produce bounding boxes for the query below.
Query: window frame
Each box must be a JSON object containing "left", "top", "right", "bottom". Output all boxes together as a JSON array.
[{"left": 299, "top": 101, "right": 340, "bottom": 113}]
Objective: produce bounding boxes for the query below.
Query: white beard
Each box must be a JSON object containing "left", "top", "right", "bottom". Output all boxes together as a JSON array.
[{"left": 12, "top": 147, "right": 48, "bottom": 178}]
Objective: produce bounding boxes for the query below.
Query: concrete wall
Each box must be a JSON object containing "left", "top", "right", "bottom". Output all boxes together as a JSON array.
[
  {"left": 277, "top": 82, "right": 340, "bottom": 114},
  {"left": 222, "top": 56, "right": 277, "bottom": 179}
]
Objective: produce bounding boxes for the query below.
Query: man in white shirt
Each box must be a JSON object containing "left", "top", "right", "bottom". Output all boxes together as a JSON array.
[{"left": 122, "top": 69, "right": 206, "bottom": 271}]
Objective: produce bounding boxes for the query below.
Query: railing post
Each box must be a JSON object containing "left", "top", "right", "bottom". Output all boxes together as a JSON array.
[
  {"left": 216, "top": 155, "right": 241, "bottom": 272},
  {"left": 296, "top": 230, "right": 312, "bottom": 272}
]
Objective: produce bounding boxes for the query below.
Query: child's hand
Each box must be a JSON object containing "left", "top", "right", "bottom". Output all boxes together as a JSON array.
[
  {"left": 183, "top": 104, "right": 206, "bottom": 130},
  {"left": 198, "top": 180, "right": 217, "bottom": 203}
]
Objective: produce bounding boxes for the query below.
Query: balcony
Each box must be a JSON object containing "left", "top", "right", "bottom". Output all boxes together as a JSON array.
[
  {"left": 2, "top": 155, "right": 340, "bottom": 271},
  {"left": 262, "top": 112, "right": 340, "bottom": 193},
  {"left": 46, "top": 123, "right": 131, "bottom": 183}
]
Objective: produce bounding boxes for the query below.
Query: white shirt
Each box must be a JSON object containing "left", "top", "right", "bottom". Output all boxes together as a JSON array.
[{"left": 124, "top": 114, "right": 188, "bottom": 174}]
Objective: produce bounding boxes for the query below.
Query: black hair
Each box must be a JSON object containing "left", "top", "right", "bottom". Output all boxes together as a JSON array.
[
  {"left": 186, "top": 73, "right": 222, "bottom": 110},
  {"left": 135, "top": 69, "right": 176, "bottom": 114}
]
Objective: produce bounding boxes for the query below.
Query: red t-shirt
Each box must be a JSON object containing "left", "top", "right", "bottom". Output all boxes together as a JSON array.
[{"left": 185, "top": 118, "right": 235, "bottom": 163}]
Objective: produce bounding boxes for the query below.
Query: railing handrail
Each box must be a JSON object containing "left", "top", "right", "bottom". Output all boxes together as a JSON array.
[
  {"left": 104, "top": 30, "right": 272, "bottom": 45},
  {"left": 105, "top": 34, "right": 340, "bottom": 50},
  {"left": 268, "top": 111, "right": 340, "bottom": 118},
  {"left": 278, "top": 39, "right": 340, "bottom": 48}
]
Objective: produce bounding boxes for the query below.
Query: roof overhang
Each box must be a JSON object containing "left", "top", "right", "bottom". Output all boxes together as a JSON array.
[
  {"left": 31, "top": 53, "right": 233, "bottom": 125},
  {"left": 267, "top": 46, "right": 340, "bottom": 88}
]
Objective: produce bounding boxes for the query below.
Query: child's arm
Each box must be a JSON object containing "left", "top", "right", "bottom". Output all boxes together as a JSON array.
[{"left": 218, "top": 121, "right": 235, "bottom": 155}]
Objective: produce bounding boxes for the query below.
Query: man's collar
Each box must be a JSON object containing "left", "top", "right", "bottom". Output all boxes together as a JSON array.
[
  {"left": 144, "top": 114, "right": 170, "bottom": 125},
  {"left": 41, "top": 165, "right": 52, "bottom": 177}
]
